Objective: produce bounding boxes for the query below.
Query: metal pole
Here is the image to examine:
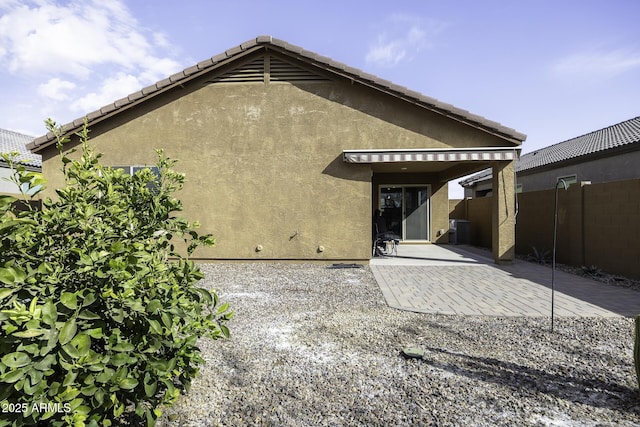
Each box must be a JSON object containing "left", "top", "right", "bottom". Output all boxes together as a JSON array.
[{"left": 551, "top": 178, "right": 567, "bottom": 332}]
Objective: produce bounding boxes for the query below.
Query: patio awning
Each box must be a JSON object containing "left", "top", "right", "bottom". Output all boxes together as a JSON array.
[{"left": 343, "top": 147, "right": 520, "bottom": 163}]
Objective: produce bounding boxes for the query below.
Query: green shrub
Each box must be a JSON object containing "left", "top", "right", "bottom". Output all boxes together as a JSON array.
[
  {"left": 0, "top": 120, "right": 232, "bottom": 426},
  {"left": 526, "top": 246, "right": 550, "bottom": 265},
  {"left": 581, "top": 265, "right": 602, "bottom": 277}
]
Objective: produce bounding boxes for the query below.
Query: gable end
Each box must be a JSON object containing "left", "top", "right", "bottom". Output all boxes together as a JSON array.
[{"left": 27, "top": 36, "right": 525, "bottom": 154}]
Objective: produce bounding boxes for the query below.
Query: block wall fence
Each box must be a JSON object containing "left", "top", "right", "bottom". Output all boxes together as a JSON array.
[{"left": 450, "top": 178, "right": 640, "bottom": 279}]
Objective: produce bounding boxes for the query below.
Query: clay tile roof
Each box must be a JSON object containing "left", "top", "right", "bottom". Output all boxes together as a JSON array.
[
  {"left": 27, "top": 35, "right": 526, "bottom": 153},
  {"left": 141, "top": 84, "right": 157, "bottom": 95},
  {"left": 0, "top": 128, "right": 41, "bottom": 168},
  {"left": 517, "top": 116, "right": 640, "bottom": 172},
  {"left": 184, "top": 64, "right": 199, "bottom": 76},
  {"left": 460, "top": 116, "right": 640, "bottom": 187}
]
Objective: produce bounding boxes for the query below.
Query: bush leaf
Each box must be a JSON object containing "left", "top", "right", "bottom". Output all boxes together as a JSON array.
[
  {"left": 59, "top": 319, "right": 77, "bottom": 345},
  {"left": 0, "top": 287, "right": 15, "bottom": 300},
  {"left": 2, "top": 351, "right": 31, "bottom": 368},
  {"left": 119, "top": 378, "right": 138, "bottom": 390},
  {"left": 12, "top": 328, "right": 46, "bottom": 338},
  {"left": 61, "top": 292, "right": 78, "bottom": 310}
]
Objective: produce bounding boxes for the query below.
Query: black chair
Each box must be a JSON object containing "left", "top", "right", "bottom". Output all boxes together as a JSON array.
[{"left": 372, "top": 225, "right": 400, "bottom": 257}]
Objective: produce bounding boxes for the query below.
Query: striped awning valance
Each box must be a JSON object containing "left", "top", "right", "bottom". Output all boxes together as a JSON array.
[{"left": 343, "top": 147, "right": 520, "bottom": 163}]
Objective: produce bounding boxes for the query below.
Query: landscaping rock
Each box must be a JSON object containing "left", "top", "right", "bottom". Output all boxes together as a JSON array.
[{"left": 156, "top": 263, "right": 640, "bottom": 427}]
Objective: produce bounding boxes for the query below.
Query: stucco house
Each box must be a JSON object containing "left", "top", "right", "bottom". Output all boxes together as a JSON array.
[
  {"left": 28, "top": 36, "right": 525, "bottom": 263},
  {"left": 0, "top": 128, "right": 41, "bottom": 194},
  {"left": 460, "top": 116, "right": 640, "bottom": 197}
]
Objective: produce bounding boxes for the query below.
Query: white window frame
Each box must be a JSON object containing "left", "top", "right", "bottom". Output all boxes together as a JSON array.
[{"left": 112, "top": 165, "right": 159, "bottom": 176}]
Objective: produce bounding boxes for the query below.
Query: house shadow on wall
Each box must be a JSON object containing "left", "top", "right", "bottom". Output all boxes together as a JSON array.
[{"left": 321, "top": 154, "right": 370, "bottom": 182}]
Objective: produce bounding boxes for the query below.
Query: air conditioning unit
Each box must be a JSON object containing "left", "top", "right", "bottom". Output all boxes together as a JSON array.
[{"left": 449, "top": 219, "right": 471, "bottom": 245}]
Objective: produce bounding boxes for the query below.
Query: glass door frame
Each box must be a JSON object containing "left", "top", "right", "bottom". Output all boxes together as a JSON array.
[{"left": 378, "top": 184, "right": 431, "bottom": 242}]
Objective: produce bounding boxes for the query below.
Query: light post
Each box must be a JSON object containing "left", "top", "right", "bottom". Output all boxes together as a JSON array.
[{"left": 551, "top": 178, "right": 568, "bottom": 332}]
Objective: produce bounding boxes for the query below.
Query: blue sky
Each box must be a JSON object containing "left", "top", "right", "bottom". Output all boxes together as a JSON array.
[{"left": 1, "top": 0, "right": 639, "bottom": 197}]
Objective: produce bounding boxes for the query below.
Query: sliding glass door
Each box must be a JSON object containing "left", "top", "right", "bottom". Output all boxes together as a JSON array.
[
  {"left": 404, "top": 187, "right": 429, "bottom": 240},
  {"left": 379, "top": 185, "right": 430, "bottom": 241}
]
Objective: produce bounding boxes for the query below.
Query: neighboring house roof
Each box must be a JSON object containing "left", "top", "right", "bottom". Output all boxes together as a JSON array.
[
  {"left": 0, "top": 128, "right": 41, "bottom": 168},
  {"left": 28, "top": 35, "right": 526, "bottom": 154},
  {"left": 460, "top": 116, "right": 640, "bottom": 187}
]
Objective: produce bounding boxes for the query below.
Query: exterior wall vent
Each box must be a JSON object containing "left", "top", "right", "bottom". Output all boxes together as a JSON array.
[
  {"left": 211, "top": 57, "right": 265, "bottom": 83},
  {"left": 208, "top": 54, "right": 330, "bottom": 84},
  {"left": 269, "top": 57, "right": 330, "bottom": 82}
]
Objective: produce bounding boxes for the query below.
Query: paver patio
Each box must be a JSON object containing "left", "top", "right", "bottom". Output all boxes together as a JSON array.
[{"left": 370, "top": 244, "right": 640, "bottom": 317}]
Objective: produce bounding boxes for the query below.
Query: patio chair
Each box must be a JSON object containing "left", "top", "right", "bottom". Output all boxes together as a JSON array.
[{"left": 373, "top": 229, "right": 400, "bottom": 257}]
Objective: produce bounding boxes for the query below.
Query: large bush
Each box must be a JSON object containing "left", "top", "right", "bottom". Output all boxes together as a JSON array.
[{"left": 0, "top": 120, "right": 232, "bottom": 426}]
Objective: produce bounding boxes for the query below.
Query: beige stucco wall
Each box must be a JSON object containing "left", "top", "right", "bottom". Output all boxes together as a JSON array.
[
  {"left": 491, "top": 160, "right": 516, "bottom": 263},
  {"left": 40, "top": 70, "right": 516, "bottom": 260}
]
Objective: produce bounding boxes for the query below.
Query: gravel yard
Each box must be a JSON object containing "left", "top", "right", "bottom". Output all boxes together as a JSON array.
[{"left": 157, "top": 263, "right": 640, "bottom": 427}]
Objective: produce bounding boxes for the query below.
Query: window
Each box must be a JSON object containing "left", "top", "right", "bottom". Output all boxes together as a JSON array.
[
  {"left": 112, "top": 165, "right": 160, "bottom": 192},
  {"left": 112, "top": 165, "right": 159, "bottom": 177}
]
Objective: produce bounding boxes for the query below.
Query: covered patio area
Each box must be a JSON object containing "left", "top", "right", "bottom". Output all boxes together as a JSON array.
[{"left": 344, "top": 147, "right": 520, "bottom": 264}]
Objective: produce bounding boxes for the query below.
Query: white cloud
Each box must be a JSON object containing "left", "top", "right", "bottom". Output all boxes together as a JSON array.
[
  {"left": 37, "top": 78, "right": 76, "bottom": 100},
  {"left": 365, "top": 15, "right": 446, "bottom": 67},
  {"left": 0, "top": 0, "right": 182, "bottom": 117},
  {"left": 153, "top": 32, "right": 171, "bottom": 49},
  {"left": 552, "top": 47, "right": 640, "bottom": 80},
  {"left": 0, "top": 0, "right": 20, "bottom": 8},
  {"left": 366, "top": 38, "right": 407, "bottom": 67},
  {"left": 0, "top": 0, "right": 181, "bottom": 78},
  {"left": 70, "top": 73, "right": 143, "bottom": 113}
]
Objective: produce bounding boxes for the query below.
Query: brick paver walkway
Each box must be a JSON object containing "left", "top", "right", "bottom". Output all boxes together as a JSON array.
[{"left": 370, "top": 245, "right": 640, "bottom": 317}]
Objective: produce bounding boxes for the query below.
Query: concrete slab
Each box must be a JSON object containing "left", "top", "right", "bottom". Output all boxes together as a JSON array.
[{"left": 370, "top": 244, "right": 640, "bottom": 317}]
